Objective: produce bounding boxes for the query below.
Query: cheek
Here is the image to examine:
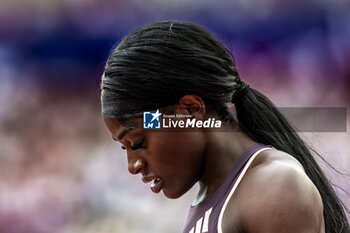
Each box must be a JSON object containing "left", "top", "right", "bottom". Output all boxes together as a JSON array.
[
  {"left": 151, "top": 131, "right": 205, "bottom": 168},
  {"left": 147, "top": 131, "right": 206, "bottom": 196}
]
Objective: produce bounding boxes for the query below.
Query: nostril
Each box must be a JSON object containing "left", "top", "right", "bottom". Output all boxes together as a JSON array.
[
  {"left": 128, "top": 159, "right": 145, "bottom": 175},
  {"left": 136, "top": 168, "right": 142, "bottom": 174}
]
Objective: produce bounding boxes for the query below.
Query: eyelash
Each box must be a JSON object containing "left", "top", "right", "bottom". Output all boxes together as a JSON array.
[{"left": 121, "top": 138, "right": 145, "bottom": 151}]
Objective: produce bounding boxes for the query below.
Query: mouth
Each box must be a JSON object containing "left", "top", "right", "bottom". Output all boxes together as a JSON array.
[
  {"left": 150, "top": 177, "right": 163, "bottom": 193},
  {"left": 142, "top": 176, "right": 164, "bottom": 194}
]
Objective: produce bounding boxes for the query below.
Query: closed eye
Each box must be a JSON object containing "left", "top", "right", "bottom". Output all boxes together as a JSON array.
[{"left": 131, "top": 137, "right": 145, "bottom": 150}]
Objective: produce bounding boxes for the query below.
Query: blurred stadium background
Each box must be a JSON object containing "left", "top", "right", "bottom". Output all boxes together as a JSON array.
[{"left": 0, "top": 0, "right": 349, "bottom": 232}]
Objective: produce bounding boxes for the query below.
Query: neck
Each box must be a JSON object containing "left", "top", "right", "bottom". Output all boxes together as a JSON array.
[{"left": 193, "top": 125, "right": 256, "bottom": 205}]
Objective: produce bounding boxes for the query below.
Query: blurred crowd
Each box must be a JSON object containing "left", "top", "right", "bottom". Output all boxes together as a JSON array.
[{"left": 0, "top": 0, "right": 349, "bottom": 232}]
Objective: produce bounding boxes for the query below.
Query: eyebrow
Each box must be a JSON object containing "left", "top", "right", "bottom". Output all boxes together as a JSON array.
[{"left": 114, "top": 122, "right": 139, "bottom": 141}]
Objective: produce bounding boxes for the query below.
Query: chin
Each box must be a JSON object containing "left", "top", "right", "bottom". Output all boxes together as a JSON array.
[
  {"left": 162, "top": 186, "right": 191, "bottom": 199},
  {"left": 163, "top": 189, "right": 183, "bottom": 199}
]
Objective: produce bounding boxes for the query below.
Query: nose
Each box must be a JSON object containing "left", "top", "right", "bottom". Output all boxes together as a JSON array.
[{"left": 127, "top": 156, "right": 146, "bottom": 175}]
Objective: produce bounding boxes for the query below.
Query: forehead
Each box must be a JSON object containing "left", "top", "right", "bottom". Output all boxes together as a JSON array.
[
  {"left": 103, "top": 117, "right": 122, "bottom": 131},
  {"left": 103, "top": 116, "right": 142, "bottom": 139}
]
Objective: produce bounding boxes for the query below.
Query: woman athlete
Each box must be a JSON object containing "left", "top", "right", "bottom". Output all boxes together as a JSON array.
[{"left": 101, "top": 21, "right": 349, "bottom": 233}]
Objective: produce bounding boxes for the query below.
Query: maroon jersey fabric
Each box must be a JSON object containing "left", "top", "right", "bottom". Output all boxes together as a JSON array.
[{"left": 183, "top": 144, "right": 273, "bottom": 233}]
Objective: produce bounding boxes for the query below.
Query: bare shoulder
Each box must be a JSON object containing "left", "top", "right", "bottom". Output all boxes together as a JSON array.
[{"left": 222, "top": 149, "right": 325, "bottom": 233}]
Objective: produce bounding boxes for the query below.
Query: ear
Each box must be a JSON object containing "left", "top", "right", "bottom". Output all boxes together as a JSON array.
[{"left": 177, "top": 95, "right": 206, "bottom": 120}]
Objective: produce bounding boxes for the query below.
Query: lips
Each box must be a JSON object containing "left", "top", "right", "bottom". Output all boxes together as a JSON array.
[
  {"left": 150, "top": 177, "right": 163, "bottom": 193},
  {"left": 142, "top": 175, "right": 164, "bottom": 193}
]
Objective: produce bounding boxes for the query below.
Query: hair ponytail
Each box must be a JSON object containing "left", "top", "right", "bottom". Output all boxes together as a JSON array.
[{"left": 234, "top": 86, "right": 349, "bottom": 233}]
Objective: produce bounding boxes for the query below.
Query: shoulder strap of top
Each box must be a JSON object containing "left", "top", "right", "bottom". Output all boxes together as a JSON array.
[{"left": 217, "top": 146, "right": 273, "bottom": 233}]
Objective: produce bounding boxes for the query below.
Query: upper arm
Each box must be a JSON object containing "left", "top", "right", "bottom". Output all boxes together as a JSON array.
[{"left": 223, "top": 156, "right": 324, "bottom": 233}]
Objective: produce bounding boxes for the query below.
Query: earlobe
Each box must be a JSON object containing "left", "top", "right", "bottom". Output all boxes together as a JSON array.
[{"left": 177, "top": 95, "right": 205, "bottom": 119}]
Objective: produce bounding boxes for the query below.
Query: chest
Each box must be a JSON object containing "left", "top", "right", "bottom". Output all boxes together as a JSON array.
[{"left": 183, "top": 203, "right": 243, "bottom": 233}]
